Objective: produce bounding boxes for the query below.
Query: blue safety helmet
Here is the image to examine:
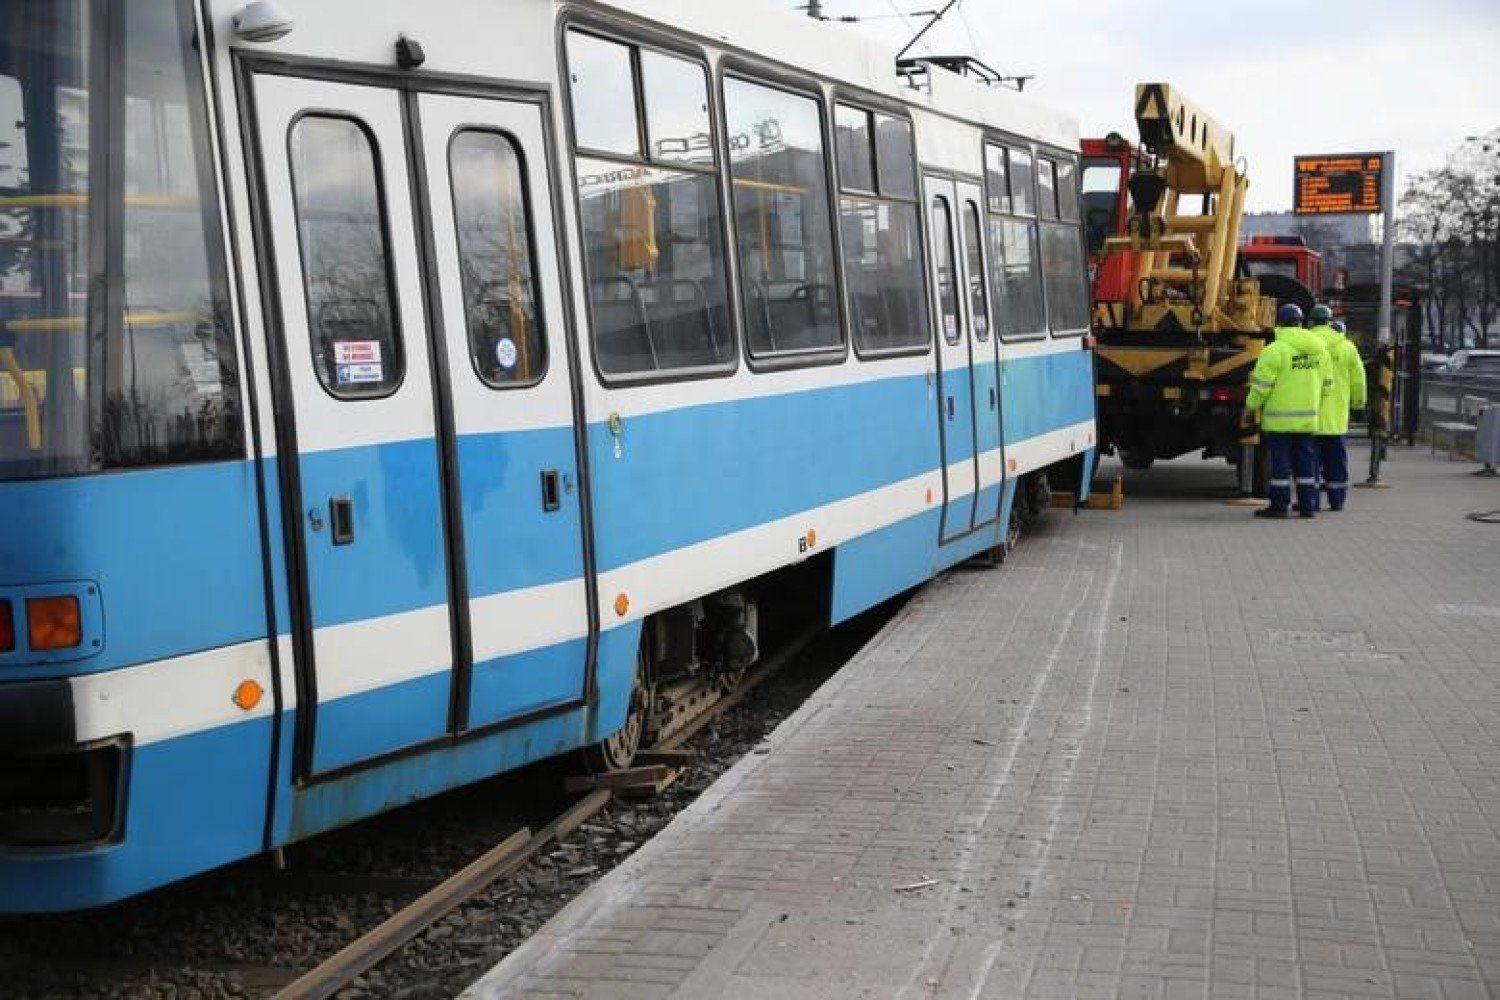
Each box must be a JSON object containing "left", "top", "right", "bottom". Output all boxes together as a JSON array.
[
  {"left": 1275, "top": 303, "right": 1304, "bottom": 327},
  {"left": 1308, "top": 303, "right": 1334, "bottom": 325},
  {"left": 1331, "top": 320, "right": 1347, "bottom": 334}
]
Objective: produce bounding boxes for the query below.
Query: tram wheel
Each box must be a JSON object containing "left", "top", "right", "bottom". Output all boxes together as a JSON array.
[{"left": 583, "top": 642, "right": 653, "bottom": 774}]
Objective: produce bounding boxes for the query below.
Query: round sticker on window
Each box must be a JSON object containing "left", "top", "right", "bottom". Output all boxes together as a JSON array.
[{"left": 495, "top": 337, "right": 518, "bottom": 370}]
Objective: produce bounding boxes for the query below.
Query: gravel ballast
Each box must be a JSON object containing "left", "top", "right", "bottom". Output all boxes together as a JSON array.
[{"left": 0, "top": 604, "right": 895, "bottom": 1000}]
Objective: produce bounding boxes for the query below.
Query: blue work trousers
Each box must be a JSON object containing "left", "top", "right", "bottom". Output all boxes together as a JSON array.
[
  {"left": 1316, "top": 435, "right": 1349, "bottom": 510},
  {"left": 1265, "top": 432, "right": 1319, "bottom": 514}
]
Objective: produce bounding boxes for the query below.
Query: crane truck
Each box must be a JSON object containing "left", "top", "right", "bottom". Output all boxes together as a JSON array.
[{"left": 1081, "top": 85, "right": 1321, "bottom": 488}]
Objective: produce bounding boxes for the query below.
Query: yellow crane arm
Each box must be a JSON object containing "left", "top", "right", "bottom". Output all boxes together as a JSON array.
[
  {"left": 1133, "top": 83, "right": 1235, "bottom": 192},
  {"left": 1101, "top": 82, "right": 1268, "bottom": 333}
]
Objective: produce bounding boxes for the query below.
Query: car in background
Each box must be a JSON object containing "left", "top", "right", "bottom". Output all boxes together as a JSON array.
[{"left": 1445, "top": 349, "right": 1500, "bottom": 377}]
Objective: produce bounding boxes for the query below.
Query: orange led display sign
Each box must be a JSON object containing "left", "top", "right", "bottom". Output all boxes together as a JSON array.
[{"left": 1294, "top": 153, "right": 1385, "bottom": 215}]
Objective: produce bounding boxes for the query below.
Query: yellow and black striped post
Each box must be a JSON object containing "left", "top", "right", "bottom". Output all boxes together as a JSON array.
[
  {"left": 1361, "top": 345, "right": 1396, "bottom": 488},
  {"left": 1229, "top": 410, "right": 1263, "bottom": 505}
]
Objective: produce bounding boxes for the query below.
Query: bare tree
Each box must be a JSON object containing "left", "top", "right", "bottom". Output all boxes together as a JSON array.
[{"left": 1400, "top": 136, "right": 1500, "bottom": 349}]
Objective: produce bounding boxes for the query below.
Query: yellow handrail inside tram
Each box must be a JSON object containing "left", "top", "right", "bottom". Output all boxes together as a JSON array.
[
  {"left": 0, "top": 193, "right": 200, "bottom": 210},
  {"left": 6, "top": 311, "right": 200, "bottom": 335},
  {"left": 730, "top": 177, "right": 807, "bottom": 196},
  {"left": 0, "top": 347, "right": 41, "bottom": 451}
]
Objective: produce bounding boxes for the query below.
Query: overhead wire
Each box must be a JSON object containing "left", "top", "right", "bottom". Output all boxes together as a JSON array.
[
  {"left": 881, "top": 0, "right": 932, "bottom": 55},
  {"left": 956, "top": 0, "right": 982, "bottom": 56}
]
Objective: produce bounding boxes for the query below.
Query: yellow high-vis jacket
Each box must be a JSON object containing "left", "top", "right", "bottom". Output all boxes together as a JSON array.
[
  {"left": 1310, "top": 324, "right": 1368, "bottom": 436},
  {"left": 1244, "top": 326, "right": 1332, "bottom": 434}
]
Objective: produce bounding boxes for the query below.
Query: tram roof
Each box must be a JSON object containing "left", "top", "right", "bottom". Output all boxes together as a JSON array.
[{"left": 597, "top": 0, "right": 1079, "bottom": 152}]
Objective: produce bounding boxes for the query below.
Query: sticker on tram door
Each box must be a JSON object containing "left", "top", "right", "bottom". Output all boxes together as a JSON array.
[
  {"left": 333, "top": 341, "right": 384, "bottom": 385},
  {"left": 337, "top": 363, "right": 384, "bottom": 385},
  {"left": 334, "top": 340, "right": 383, "bottom": 364}
]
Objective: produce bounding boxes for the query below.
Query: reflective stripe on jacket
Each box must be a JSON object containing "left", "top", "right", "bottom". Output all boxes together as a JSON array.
[
  {"left": 1311, "top": 324, "right": 1368, "bottom": 435},
  {"left": 1244, "top": 326, "right": 1332, "bottom": 434}
]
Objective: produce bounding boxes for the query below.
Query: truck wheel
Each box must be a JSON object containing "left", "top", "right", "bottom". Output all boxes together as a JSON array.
[{"left": 1121, "top": 450, "right": 1154, "bottom": 471}]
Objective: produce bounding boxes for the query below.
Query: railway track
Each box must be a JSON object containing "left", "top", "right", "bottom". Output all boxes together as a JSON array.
[{"left": 271, "top": 622, "right": 825, "bottom": 1000}]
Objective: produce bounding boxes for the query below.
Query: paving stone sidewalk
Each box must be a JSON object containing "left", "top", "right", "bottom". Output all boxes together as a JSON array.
[{"left": 464, "top": 445, "right": 1500, "bottom": 1000}]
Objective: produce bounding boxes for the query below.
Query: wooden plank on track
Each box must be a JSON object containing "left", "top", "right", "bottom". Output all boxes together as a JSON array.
[
  {"left": 564, "top": 765, "right": 675, "bottom": 794},
  {"left": 633, "top": 749, "right": 697, "bottom": 766}
]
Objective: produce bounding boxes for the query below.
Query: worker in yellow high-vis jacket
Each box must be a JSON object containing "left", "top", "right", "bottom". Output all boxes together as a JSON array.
[
  {"left": 1308, "top": 309, "right": 1367, "bottom": 511},
  {"left": 1244, "top": 303, "right": 1333, "bottom": 518}
]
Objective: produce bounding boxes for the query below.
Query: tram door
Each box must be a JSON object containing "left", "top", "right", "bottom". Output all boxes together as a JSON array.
[
  {"left": 958, "top": 181, "right": 1004, "bottom": 528},
  {"left": 248, "top": 73, "right": 590, "bottom": 777},
  {"left": 924, "top": 175, "right": 979, "bottom": 540}
]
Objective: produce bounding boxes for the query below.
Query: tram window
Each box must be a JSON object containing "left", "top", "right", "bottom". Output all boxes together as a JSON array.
[
  {"left": 1040, "top": 222, "right": 1089, "bottom": 334},
  {"left": 834, "top": 103, "right": 925, "bottom": 355},
  {"left": 566, "top": 32, "right": 640, "bottom": 157},
  {"left": 931, "top": 196, "right": 960, "bottom": 346},
  {"left": 1055, "top": 159, "right": 1079, "bottom": 222},
  {"left": 962, "top": 201, "right": 990, "bottom": 341},
  {"left": 1037, "top": 159, "right": 1057, "bottom": 220},
  {"left": 834, "top": 105, "right": 874, "bottom": 194},
  {"left": 576, "top": 159, "right": 731, "bottom": 375},
  {"left": 988, "top": 217, "right": 1045, "bottom": 339},
  {"left": 1008, "top": 146, "right": 1035, "bottom": 216},
  {"left": 566, "top": 31, "right": 732, "bottom": 379},
  {"left": 874, "top": 115, "right": 916, "bottom": 200},
  {"left": 117, "top": 0, "right": 241, "bottom": 455},
  {"left": 289, "top": 115, "right": 404, "bottom": 399},
  {"left": 984, "top": 144, "right": 1010, "bottom": 214},
  {"left": 725, "top": 77, "right": 842, "bottom": 358},
  {"left": 641, "top": 51, "right": 714, "bottom": 167},
  {"left": 449, "top": 130, "right": 545, "bottom": 388},
  {"left": 840, "top": 198, "right": 927, "bottom": 353},
  {"left": 1, "top": 0, "right": 241, "bottom": 480}
]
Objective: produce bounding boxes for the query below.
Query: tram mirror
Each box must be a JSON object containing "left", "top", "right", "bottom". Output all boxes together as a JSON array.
[{"left": 233, "top": 0, "right": 295, "bottom": 42}]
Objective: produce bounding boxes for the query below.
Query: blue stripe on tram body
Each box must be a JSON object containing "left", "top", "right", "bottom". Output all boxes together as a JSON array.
[
  {"left": 1002, "top": 348, "right": 1096, "bottom": 445},
  {"left": 588, "top": 372, "right": 940, "bottom": 573}
]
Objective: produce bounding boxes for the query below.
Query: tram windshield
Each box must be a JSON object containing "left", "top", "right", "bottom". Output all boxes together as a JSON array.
[{"left": 0, "top": 0, "right": 239, "bottom": 481}]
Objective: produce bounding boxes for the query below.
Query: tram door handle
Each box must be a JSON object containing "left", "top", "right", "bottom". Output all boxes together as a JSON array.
[
  {"left": 328, "top": 495, "right": 355, "bottom": 546},
  {"left": 946, "top": 395, "right": 955, "bottom": 420},
  {"left": 540, "top": 470, "right": 562, "bottom": 512}
]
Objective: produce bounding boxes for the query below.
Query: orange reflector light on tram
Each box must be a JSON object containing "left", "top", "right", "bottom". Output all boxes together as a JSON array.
[
  {"left": 233, "top": 679, "right": 264, "bottom": 711},
  {"left": 614, "top": 592, "right": 630, "bottom": 617},
  {"left": 0, "top": 600, "right": 13, "bottom": 652},
  {"left": 27, "top": 595, "right": 81, "bottom": 651}
]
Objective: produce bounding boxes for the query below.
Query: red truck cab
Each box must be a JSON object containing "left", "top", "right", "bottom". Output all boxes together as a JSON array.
[
  {"left": 1080, "top": 135, "right": 1144, "bottom": 308},
  {"left": 1237, "top": 235, "right": 1323, "bottom": 298}
]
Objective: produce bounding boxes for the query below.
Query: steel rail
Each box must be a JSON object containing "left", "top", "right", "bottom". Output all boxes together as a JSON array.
[{"left": 270, "top": 622, "right": 823, "bottom": 1000}]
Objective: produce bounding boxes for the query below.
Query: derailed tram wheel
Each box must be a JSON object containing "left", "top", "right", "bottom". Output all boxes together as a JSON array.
[{"left": 583, "top": 642, "right": 653, "bottom": 774}]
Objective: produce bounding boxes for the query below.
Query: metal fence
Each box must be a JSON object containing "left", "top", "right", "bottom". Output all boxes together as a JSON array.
[{"left": 1415, "top": 373, "right": 1500, "bottom": 446}]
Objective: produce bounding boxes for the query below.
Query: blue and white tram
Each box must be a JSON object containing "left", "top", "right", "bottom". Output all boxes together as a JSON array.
[{"left": 0, "top": 0, "right": 1096, "bottom": 911}]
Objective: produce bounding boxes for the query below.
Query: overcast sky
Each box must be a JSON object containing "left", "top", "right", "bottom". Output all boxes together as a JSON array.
[{"left": 781, "top": 0, "right": 1500, "bottom": 212}]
